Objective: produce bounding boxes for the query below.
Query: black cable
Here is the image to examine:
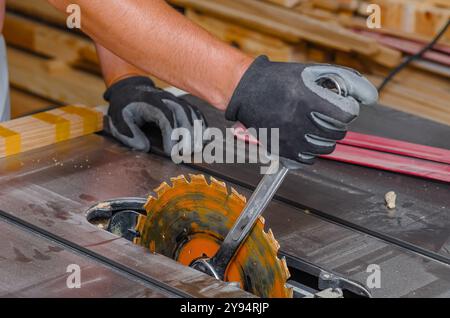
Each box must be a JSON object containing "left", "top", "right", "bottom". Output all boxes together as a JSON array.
[{"left": 378, "top": 18, "right": 450, "bottom": 92}]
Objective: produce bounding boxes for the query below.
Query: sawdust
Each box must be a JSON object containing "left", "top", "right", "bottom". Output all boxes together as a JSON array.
[
  {"left": 95, "top": 202, "right": 111, "bottom": 209},
  {"left": 385, "top": 191, "right": 397, "bottom": 209}
]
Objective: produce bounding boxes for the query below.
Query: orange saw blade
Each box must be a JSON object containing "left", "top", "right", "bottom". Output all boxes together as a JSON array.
[{"left": 134, "top": 174, "right": 292, "bottom": 298}]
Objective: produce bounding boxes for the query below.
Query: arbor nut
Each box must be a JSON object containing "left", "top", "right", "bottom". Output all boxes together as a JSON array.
[{"left": 385, "top": 191, "right": 397, "bottom": 210}]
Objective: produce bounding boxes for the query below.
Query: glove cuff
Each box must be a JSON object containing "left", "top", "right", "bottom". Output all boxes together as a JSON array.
[
  {"left": 104, "top": 76, "right": 155, "bottom": 101},
  {"left": 225, "top": 55, "right": 271, "bottom": 121}
]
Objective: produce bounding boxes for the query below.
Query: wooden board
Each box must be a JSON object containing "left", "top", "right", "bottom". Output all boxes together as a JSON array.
[
  {"left": 368, "top": 74, "right": 450, "bottom": 126},
  {"left": 3, "top": 12, "right": 98, "bottom": 65},
  {"left": 169, "top": 0, "right": 402, "bottom": 67},
  {"left": 10, "top": 88, "right": 58, "bottom": 119},
  {"left": 6, "top": 0, "right": 66, "bottom": 25},
  {"left": 264, "top": 0, "right": 303, "bottom": 8},
  {"left": 0, "top": 105, "right": 104, "bottom": 159},
  {"left": 7, "top": 47, "right": 106, "bottom": 107},
  {"left": 7, "top": 0, "right": 402, "bottom": 67},
  {"left": 186, "top": 9, "right": 307, "bottom": 62},
  {"left": 359, "top": 0, "right": 450, "bottom": 42}
]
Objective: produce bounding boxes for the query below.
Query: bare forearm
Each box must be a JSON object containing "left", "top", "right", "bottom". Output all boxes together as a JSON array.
[
  {"left": 96, "top": 43, "right": 147, "bottom": 87},
  {"left": 48, "top": 0, "right": 253, "bottom": 110}
]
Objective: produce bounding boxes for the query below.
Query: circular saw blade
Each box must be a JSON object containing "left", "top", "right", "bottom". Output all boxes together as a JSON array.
[{"left": 134, "top": 174, "right": 292, "bottom": 298}]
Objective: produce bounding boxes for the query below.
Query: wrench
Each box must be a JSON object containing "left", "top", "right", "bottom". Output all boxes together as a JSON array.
[{"left": 191, "top": 158, "right": 300, "bottom": 279}]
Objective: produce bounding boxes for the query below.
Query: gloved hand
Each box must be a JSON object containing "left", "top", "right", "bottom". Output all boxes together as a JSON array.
[
  {"left": 104, "top": 76, "right": 206, "bottom": 156},
  {"left": 226, "top": 56, "right": 378, "bottom": 164}
]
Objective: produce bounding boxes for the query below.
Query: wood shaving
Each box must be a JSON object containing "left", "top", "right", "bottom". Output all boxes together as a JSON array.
[{"left": 385, "top": 191, "right": 397, "bottom": 209}]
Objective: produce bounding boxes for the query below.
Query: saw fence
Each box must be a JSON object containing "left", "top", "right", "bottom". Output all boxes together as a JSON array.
[{"left": 3, "top": 0, "right": 450, "bottom": 125}]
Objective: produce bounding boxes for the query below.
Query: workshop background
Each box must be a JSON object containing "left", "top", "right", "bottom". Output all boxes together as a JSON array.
[{"left": 3, "top": 0, "right": 450, "bottom": 125}]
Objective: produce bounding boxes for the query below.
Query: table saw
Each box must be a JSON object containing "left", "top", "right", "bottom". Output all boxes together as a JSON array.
[{"left": 0, "top": 95, "right": 449, "bottom": 298}]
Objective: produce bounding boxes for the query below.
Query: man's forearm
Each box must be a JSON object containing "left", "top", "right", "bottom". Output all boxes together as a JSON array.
[
  {"left": 96, "top": 43, "right": 147, "bottom": 88},
  {"left": 48, "top": 0, "right": 253, "bottom": 110}
]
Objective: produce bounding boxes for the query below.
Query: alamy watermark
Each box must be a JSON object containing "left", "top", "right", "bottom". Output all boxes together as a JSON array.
[
  {"left": 66, "top": 264, "right": 81, "bottom": 289},
  {"left": 66, "top": 4, "right": 81, "bottom": 29},
  {"left": 171, "top": 121, "right": 280, "bottom": 175},
  {"left": 366, "top": 264, "right": 381, "bottom": 289},
  {"left": 367, "top": 4, "right": 382, "bottom": 29}
]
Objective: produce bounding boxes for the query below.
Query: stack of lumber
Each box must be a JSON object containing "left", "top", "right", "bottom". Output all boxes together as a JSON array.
[
  {"left": 4, "top": 0, "right": 167, "bottom": 118},
  {"left": 171, "top": 0, "right": 450, "bottom": 125},
  {"left": 267, "top": 0, "right": 450, "bottom": 44},
  {"left": 4, "top": 0, "right": 104, "bottom": 117},
  {"left": 3, "top": 0, "right": 449, "bottom": 126}
]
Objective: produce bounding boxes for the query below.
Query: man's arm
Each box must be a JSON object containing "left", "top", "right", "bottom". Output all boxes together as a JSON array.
[
  {"left": 95, "top": 43, "right": 147, "bottom": 88},
  {"left": 48, "top": 0, "right": 252, "bottom": 110},
  {"left": 48, "top": 0, "right": 378, "bottom": 164}
]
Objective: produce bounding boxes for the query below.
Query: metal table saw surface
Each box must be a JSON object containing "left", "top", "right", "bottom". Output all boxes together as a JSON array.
[{"left": 0, "top": 97, "right": 449, "bottom": 298}]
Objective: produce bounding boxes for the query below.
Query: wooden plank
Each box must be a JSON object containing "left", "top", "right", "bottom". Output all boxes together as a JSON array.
[
  {"left": 3, "top": 12, "right": 98, "bottom": 65},
  {"left": 186, "top": 9, "right": 307, "bottom": 62},
  {"left": 411, "top": 60, "right": 450, "bottom": 78},
  {"left": 309, "top": 0, "right": 340, "bottom": 11},
  {"left": 7, "top": 0, "right": 401, "bottom": 68},
  {"left": 368, "top": 75, "right": 450, "bottom": 126},
  {"left": 10, "top": 88, "right": 58, "bottom": 119},
  {"left": 301, "top": 1, "right": 450, "bottom": 47},
  {"left": 380, "top": 92, "right": 450, "bottom": 126},
  {"left": 426, "top": 0, "right": 450, "bottom": 8},
  {"left": 172, "top": 0, "right": 402, "bottom": 67},
  {"left": 379, "top": 81, "right": 450, "bottom": 115},
  {"left": 7, "top": 47, "right": 106, "bottom": 106},
  {"left": 367, "top": 0, "right": 450, "bottom": 40},
  {"left": 414, "top": 3, "right": 450, "bottom": 42},
  {"left": 6, "top": 0, "right": 66, "bottom": 26},
  {"left": 0, "top": 105, "right": 104, "bottom": 159},
  {"left": 264, "top": 0, "right": 303, "bottom": 8},
  {"left": 356, "top": 30, "right": 450, "bottom": 66},
  {"left": 370, "top": 65, "right": 450, "bottom": 97},
  {"left": 170, "top": 0, "right": 380, "bottom": 54}
]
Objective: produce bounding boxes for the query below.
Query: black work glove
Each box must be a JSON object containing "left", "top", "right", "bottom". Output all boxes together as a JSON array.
[
  {"left": 226, "top": 56, "right": 378, "bottom": 164},
  {"left": 104, "top": 76, "right": 206, "bottom": 157}
]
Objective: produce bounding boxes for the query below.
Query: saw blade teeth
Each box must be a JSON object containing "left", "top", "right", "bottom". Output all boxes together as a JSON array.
[
  {"left": 265, "top": 229, "right": 292, "bottom": 298},
  {"left": 267, "top": 228, "right": 281, "bottom": 251},
  {"left": 149, "top": 240, "right": 156, "bottom": 254},
  {"left": 280, "top": 256, "right": 291, "bottom": 281},
  {"left": 144, "top": 195, "right": 157, "bottom": 211},
  {"left": 286, "top": 286, "right": 294, "bottom": 298},
  {"left": 210, "top": 176, "right": 228, "bottom": 194},
  {"left": 259, "top": 216, "right": 266, "bottom": 226},
  {"left": 230, "top": 187, "right": 247, "bottom": 203},
  {"left": 171, "top": 175, "right": 188, "bottom": 187},
  {"left": 276, "top": 256, "right": 292, "bottom": 298},
  {"left": 188, "top": 174, "right": 208, "bottom": 186},
  {"left": 154, "top": 181, "right": 172, "bottom": 198},
  {"left": 134, "top": 214, "right": 147, "bottom": 245}
]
